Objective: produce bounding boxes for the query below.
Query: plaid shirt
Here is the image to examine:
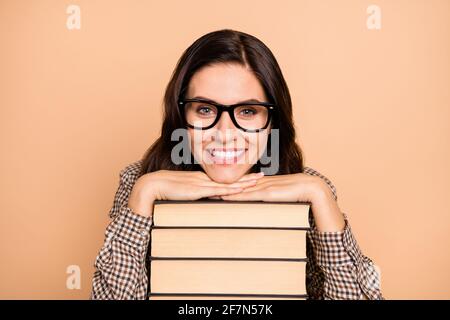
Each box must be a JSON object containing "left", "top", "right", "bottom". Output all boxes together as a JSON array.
[{"left": 90, "top": 160, "right": 383, "bottom": 300}]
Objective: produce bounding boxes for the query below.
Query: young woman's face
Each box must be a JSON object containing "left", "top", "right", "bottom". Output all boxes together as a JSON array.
[{"left": 186, "top": 62, "right": 271, "bottom": 183}]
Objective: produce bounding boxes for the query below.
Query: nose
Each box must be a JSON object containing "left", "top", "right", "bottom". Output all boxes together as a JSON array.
[
  {"left": 211, "top": 109, "right": 240, "bottom": 143},
  {"left": 215, "top": 109, "right": 236, "bottom": 132}
]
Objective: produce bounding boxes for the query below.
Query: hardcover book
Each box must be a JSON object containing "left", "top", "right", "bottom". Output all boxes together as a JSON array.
[{"left": 148, "top": 199, "right": 311, "bottom": 300}]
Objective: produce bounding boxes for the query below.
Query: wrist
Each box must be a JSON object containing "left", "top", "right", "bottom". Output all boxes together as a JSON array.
[
  {"left": 128, "top": 182, "right": 156, "bottom": 218},
  {"left": 308, "top": 176, "right": 334, "bottom": 202},
  {"left": 309, "top": 177, "right": 345, "bottom": 232}
]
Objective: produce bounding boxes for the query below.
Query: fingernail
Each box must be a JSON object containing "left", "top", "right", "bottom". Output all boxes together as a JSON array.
[{"left": 258, "top": 171, "right": 265, "bottom": 176}]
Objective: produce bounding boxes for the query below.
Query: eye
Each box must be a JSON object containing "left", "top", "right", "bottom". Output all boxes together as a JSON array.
[
  {"left": 239, "top": 107, "right": 257, "bottom": 116},
  {"left": 196, "top": 105, "right": 215, "bottom": 115}
]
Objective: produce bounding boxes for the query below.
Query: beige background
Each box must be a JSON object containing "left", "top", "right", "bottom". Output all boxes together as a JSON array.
[{"left": 1, "top": 0, "right": 449, "bottom": 299}]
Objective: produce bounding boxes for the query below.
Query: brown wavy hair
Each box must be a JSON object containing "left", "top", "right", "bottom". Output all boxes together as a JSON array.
[{"left": 139, "top": 29, "right": 304, "bottom": 177}]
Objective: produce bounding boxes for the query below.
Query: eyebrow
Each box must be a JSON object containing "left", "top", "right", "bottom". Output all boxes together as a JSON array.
[{"left": 190, "top": 96, "right": 265, "bottom": 104}]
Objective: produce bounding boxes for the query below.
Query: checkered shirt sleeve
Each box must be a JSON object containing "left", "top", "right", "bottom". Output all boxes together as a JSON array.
[
  {"left": 90, "top": 160, "right": 383, "bottom": 300},
  {"left": 90, "top": 161, "right": 152, "bottom": 300},
  {"left": 303, "top": 166, "right": 384, "bottom": 300}
]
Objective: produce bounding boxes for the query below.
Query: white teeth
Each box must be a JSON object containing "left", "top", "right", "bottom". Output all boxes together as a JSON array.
[{"left": 210, "top": 150, "right": 245, "bottom": 158}]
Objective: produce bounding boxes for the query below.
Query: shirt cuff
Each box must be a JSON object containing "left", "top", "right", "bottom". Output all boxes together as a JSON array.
[
  {"left": 108, "top": 203, "right": 153, "bottom": 254},
  {"left": 309, "top": 215, "right": 364, "bottom": 268}
]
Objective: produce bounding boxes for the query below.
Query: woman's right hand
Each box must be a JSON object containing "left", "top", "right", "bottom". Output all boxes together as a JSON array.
[{"left": 127, "top": 170, "right": 264, "bottom": 217}]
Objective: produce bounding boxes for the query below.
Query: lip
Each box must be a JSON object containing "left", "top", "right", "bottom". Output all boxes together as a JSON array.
[
  {"left": 205, "top": 148, "right": 248, "bottom": 165},
  {"left": 206, "top": 148, "right": 247, "bottom": 152}
]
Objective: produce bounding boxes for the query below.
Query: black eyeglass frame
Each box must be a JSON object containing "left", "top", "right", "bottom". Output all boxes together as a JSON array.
[{"left": 178, "top": 98, "right": 276, "bottom": 133}]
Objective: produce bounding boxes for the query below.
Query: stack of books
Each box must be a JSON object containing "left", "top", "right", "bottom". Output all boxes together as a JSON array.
[{"left": 148, "top": 199, "right": 311, "bottom": 300}]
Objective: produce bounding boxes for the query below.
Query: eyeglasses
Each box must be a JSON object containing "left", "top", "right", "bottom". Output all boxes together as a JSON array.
[{"left": 178, "top": 98, "right": 276, "bottom": 132}]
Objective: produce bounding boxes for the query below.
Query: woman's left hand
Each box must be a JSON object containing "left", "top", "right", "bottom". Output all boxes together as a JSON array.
[{"left": 219, "top": 173, "right": 346, "bottom": 232}]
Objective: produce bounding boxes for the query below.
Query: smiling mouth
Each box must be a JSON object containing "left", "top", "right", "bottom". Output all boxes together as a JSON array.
[{"left": 206, "top": 148, "right": 248, "bottom": 164}]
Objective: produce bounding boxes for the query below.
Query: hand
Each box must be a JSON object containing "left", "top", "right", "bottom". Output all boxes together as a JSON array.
[
  {"left": 206, "top": 171, "right": 266, "bottom": 200},
  {"left": 219, "top": 173, "right": 346, "bottom": 232},
  {"left": 128, "top": 170, "right": 264, "bottom": 218}
]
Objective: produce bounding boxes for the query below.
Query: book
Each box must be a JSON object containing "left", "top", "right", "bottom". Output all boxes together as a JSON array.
[
  {"left": 151, "top": 200, "right": 310, "bottom": 228},
  {"left": 151, "top": 228, "right": 307, "bottom": 259},
  {"left": 148, "top": 199, "right": 311, "bottom": 300}
]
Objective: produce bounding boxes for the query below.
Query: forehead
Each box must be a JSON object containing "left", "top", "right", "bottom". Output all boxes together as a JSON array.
[{"left": 187, "top": 63, "right": 267, "bottom": 104}]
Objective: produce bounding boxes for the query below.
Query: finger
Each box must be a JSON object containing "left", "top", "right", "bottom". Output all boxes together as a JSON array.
[
  {"left": 227, "top": 180, "right": 258, "bottom": 188},
  {"left": 232, "top": 182, "right": 268, "bottom": 193},
  {"left": 220, "top": 189, "right": 263, "bottom": 201},
  {"left": 197, "top": 186, "right": 244, "bottom": 199},
  {"left": 237, "top": 172, "right": 265, "bottom": 182},
  {"left": 191, "top": 171, "right": 213, "bottom": 181},
  {"left": 199, "top": 179, "right": 258, "bottom": 189}
]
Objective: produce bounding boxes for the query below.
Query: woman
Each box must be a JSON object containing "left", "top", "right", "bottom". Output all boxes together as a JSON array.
[{"left": 90, "top": 29, "right": 383, "bottom": 300}]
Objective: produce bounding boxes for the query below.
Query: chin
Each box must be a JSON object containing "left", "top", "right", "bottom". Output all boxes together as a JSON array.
[{"left": 203, "top": 165, "right": 250, "bottom": 184}]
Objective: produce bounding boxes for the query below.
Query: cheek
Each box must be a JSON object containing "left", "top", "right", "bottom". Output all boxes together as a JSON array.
[
  {"left": 188, "top": 129, "right": 213, "bottom": 164},
  {"left": 188, "top": 129, "right": 203, "bottom": 154},
  {"left": 246, "top": 132, "right": 269, "bottom": 161}
]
